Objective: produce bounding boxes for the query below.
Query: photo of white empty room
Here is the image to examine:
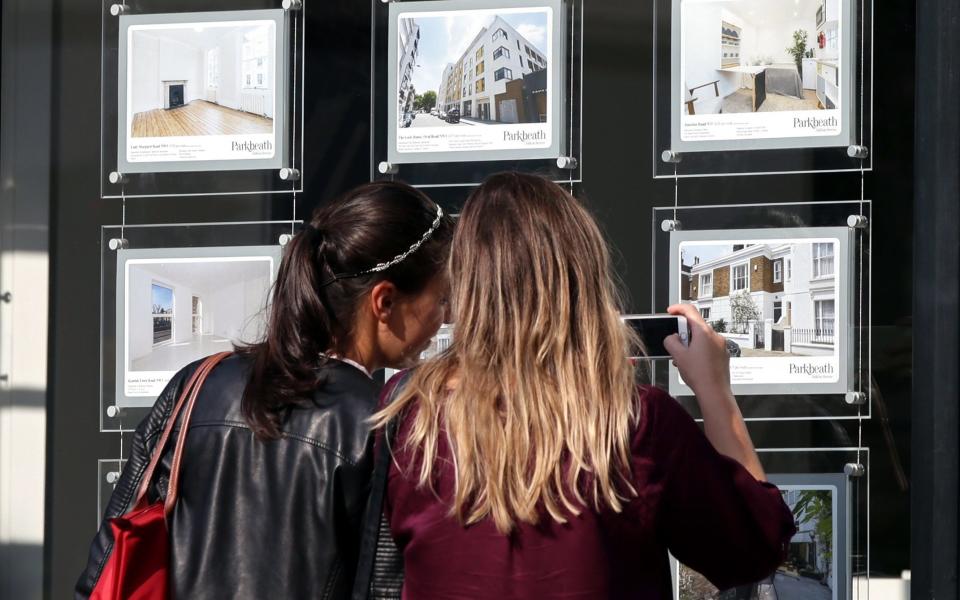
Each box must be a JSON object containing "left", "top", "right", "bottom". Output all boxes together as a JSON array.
[
  {"left": 119, "top": 249, "right": 279, "bottom": 402},
  {"left": 677, "top": 485, "right": 838, "bottom": 600},
  {"left": 676, "top": 0, "right": 846, "bottom": 145},
  {"left": 128, "top": 20, "right": 276, "bottom": 138},
  {"left": 120, "top": 11, "right": 286, "bottom": 169},
  {"left": 680, "top": 239, "right": 839, "bottom": 358}
]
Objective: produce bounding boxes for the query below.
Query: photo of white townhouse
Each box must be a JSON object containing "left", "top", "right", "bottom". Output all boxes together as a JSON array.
[
  {"left": 681, "top": 240, "right": 838, "bottom": 357},
  {"left": 128, "top": 21, "right": 277, "bottom": 138},
  {"left": 399, "top": 10, "right": 549, "bottom": 128},
  {"left": 681, "top": 0, "right": 840, "bottom": 115}
]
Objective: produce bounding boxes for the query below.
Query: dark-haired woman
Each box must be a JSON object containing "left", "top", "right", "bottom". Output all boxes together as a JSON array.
[{"left": 77, "top": 181, "right": 454, "bottom": 599}]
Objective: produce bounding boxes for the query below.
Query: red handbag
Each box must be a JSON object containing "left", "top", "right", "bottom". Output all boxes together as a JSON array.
[{"left": 90, "top": 351, "right": 232, "bottom": 600}]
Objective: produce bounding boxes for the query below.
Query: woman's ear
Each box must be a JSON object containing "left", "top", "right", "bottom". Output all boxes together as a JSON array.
[{"left": 370, "top": 280, "right": 398, "bottom": 324}]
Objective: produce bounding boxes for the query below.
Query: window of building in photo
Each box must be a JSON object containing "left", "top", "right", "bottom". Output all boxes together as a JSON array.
[
  {"left": 476, "top": 61, "right": 485, "bottom": 76},
  {"left": 206, "top": 48, "right": 219, "bottom": 89},
  {"left": 731, "top": 263, "right": 748, "bottom": 292},
  {"left": 476, "top": 78, "right": 485, "bottom": 93},
  {"left": 700, "top": 307, "right": 711, "bottom": 319},
  {"left": 494, "top": 46, "right": 510, "bottom": 60},
  {"left": 493, "top": 28, "right": 508, "bottom": 42},
  {"left": 494, "top": 67, "right": 513, "bottom": 81},
  {"left": 476, "top": 46, "right": 484, "bottom": 60},
  {"left": 151, "top": 283, "right": 174, "bottom": 346},
  {"left": 774, "top": 260, "right": 783, "bottom": 283},
  {"left": 786, "top": 258, "right": 792, "bottom": 281},
  {"left": 700, "top": 272, "right": 713, "bottom": 297},
  {"left": 812, "top": 242, "right": 835, "bottom": 278},
  {"left": 815, "top": 299, "right": 836, "bottom": 335},
  {"left": 242, "top": 27, "right": 270, "bottom": 89},
  {"left": 192, "top": 296, "right": 203, "bottom": 335}
]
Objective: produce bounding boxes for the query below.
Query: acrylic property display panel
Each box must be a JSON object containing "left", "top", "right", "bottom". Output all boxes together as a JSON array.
[
  {"left": 651, "top": 201, "right": 871, "bottom": 420},
  {"left": 670, "top": 227, "right": 854, "bottom": 396},
  {"left": 116, "top": 246, "right": 281, "bottom": 407},
  {"left": 101, "top": 0, "right": 305, "bottom": 198},
  {"left": 672, "top": 448, "right": 870, "bottom": 600},
  {"left": 652, "top": 0, "right": 873, "bottom": 177},
  {"left": 674, "top": 473, "right": 852, "bottom": 600},
  {"left": 372, "top": 0, "right": 582, "bottom": 187},
  {"left": 100, "top": 221, "right": 297, "bottom": 432}
]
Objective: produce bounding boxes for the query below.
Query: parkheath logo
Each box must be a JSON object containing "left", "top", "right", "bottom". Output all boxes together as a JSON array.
[
  {"left": 232, "top": 139, "right": 274, "bottom": 153},
  {"left": 789, "top": 362, "right": 835, "bottom": 376},
  {"left": 793, "top": 116, "right": 838, "bottom": 129},
  {"left": 503, "top": 130, "right": 547, "bottom": 143}
]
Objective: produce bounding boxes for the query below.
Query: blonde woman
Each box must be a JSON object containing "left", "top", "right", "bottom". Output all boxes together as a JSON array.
[{"left": 374, "top": 173, "right": 795, "bottom": 599}]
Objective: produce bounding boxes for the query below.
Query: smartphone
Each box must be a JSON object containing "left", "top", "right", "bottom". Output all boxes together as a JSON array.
[{"left": 622, "top": 314, "right": 690, "bottom": 359}]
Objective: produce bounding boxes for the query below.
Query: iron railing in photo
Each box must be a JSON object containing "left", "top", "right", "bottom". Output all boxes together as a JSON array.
[{"left": 792, "top": 327, "right": 835, "bottom": 346}]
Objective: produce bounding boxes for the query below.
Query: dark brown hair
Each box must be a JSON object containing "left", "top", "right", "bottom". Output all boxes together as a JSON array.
[{"left": 239, "top": 181, "right": 454, "bottom": 439}]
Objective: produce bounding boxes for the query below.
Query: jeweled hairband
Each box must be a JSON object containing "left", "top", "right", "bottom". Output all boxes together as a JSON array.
[{"left": 319, "top": 204, "right": 444, "bottom": 288}]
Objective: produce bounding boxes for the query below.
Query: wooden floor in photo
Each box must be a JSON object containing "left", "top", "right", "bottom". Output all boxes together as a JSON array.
[{"left": 131, "top": 100, "right": 273, "bottom": 137}]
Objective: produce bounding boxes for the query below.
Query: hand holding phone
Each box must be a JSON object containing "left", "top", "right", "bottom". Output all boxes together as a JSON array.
[
  {"left": 622, "top": 314, "right": 690, "bottom": 359},
  {"left": 663, "top": 304, "right": 732, "bottom": 395}
]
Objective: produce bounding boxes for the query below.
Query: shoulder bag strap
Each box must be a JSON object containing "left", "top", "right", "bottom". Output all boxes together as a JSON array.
[
  {"left": 163, "top": 351, "right": 232, "bottom": 519},
  {"left": 351, "top": 371, "right": 411, "bottom": 600},
  {"left": 131, "top": 351, "right": 232, "bottom": 510}
]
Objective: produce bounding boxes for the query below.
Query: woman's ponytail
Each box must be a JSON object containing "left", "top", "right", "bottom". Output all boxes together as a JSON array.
[{"left": 238, "top": 181, "right": 454, "bottom": 440}]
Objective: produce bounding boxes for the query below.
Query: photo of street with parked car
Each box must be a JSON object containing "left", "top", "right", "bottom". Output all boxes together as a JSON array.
[
  {"left": 396, "top": 8, "right": 551, "bottom": 129},
  {"left": 679, "top": 239, "right": 839, "bottom": 358}
]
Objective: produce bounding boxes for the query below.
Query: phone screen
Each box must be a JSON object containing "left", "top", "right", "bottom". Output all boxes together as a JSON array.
[{"left": 624, "top": 317, "right": 680, "bottom": 359}]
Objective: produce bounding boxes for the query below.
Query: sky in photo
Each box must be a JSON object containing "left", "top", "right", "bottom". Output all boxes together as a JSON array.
[
  {"left": 152, "top": 283, "right": 173, "bottom": 314},
  {"left": 403, "top": 10, "right": 549, "bottom": 95},
  {"left": 680, "top": 244, "right": 736, "bottom": 267}
]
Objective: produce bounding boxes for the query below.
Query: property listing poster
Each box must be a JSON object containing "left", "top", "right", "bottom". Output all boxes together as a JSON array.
[
  {"left": 124, "top": 20, "right": 278, "bottom": 165},
  {"left": 675, "top": 481, "right": 841, "bottom": 600},
  {"left": 395, "top": 6, "right": 554, "bottom": 155},
  {"left": 677, "top": 237, "right": 842, "bottom": 387},
  {"left": 679, "top": 0, "right": 843, "bottom": 143},
  {"left": 121, "top": 254, "right": 277, "bottom": 400}
]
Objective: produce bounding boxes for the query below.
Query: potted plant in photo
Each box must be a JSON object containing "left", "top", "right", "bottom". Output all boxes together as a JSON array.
[{"left": 787, "top": 29, "right": 809, "bottom": 77}]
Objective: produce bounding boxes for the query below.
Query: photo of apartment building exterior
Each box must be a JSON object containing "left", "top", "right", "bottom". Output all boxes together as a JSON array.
[
  {"left": 397, "top": 18, "right": 421, "bottom": 117},
  {"left": 436, "top": 15, "right": 548, "bottom": 123},
  {"left": 683, "top": 241, "right": 837, "bottom": 356}
]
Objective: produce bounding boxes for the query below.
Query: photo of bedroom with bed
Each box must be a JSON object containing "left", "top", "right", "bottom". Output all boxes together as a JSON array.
[{"left": 680, "top": 0, "right": 841, "bottom": 115}]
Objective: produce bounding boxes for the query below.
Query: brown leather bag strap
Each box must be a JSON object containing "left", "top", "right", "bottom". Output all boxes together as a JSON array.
[
  {"left": 163, "top": 351, "right": 232, "bottom": 519},
  {"left": 132, "top": 352, "right": 232, "bottom": 508}
]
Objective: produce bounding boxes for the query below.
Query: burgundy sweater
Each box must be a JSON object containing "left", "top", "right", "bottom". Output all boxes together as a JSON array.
[{"left": 383, "top": 383, "right": 796, "bottom": 600}]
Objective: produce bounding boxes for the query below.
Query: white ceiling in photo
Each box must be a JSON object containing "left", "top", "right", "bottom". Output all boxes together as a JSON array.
[
  {"left": 686, "top": 0, "right": 821, "bottom": 25},
  {"left": 132, "top": 24, "right": 264, "bottom": 51},
  {"left": 134, "top": 259, "right": 272, "bottom": 294}
]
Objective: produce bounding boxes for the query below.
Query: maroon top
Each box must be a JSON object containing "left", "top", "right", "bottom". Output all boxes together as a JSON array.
[{"left": 383, "top": 383, "right": 796, "bottom": 600}]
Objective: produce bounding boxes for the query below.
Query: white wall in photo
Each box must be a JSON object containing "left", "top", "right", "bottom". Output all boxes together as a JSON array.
[
  {"left": 131, "top": 32, "right": 204, "bottom": 114},
  {"left": 682, "top": 3, "right": 740, "bottom": 98}
]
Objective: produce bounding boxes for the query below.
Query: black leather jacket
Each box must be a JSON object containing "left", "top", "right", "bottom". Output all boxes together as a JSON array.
[{"left": 76, "top": 354, "right": 382, "bottom": 599}]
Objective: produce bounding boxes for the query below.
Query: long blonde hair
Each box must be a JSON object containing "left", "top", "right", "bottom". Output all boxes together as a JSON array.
[{"left": 374, "top": 173, "right": 641, "bottom": 534}]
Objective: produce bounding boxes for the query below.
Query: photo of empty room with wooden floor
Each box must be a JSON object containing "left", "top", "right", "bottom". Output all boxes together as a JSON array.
[
  {"left": 124, "top": 256, "right": 274, "bottom": 375},
  {"left": 127, "top": 20, "right": 276, "bottom": 138}
]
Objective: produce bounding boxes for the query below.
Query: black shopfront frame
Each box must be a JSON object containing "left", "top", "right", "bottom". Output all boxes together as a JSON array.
[{"left": 35, "top": 0, "right": 956, "bottom": 599}]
